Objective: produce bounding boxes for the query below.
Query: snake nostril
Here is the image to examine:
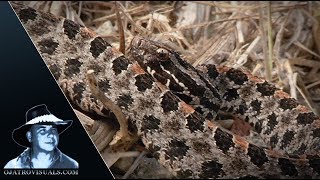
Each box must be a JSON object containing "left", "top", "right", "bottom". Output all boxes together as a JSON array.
[{"left": 156, "top": 48, "right": 169, "bottom": 59}]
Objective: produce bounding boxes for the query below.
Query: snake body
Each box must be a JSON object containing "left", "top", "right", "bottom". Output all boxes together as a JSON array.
[{"left": 12, "top": 3, "right": 320, "bottom": 178}]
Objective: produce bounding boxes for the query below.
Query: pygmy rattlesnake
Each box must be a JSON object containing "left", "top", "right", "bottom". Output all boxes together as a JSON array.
[{"left": 11, "top": 2, "right": 320, "bottom": 178}]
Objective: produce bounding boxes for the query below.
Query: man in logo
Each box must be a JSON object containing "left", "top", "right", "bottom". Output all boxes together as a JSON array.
[{"left": 4, "top": 104, "right": 78, "bottom": 169}]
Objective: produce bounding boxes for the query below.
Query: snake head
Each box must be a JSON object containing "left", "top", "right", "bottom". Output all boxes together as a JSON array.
[
  {"left": 128, "top": 36, "right": 193, "bottom": 79},
  {"left": 129, "top": 36, "right": 176, "bottom": 65}
]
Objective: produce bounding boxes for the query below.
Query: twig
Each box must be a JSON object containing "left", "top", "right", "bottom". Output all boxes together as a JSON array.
[
  {"left": 115, "top": 1, "right": 125, "bottom": 54},
  {"left": 86, "top": 70, "right": 129, "bottom": 138}
]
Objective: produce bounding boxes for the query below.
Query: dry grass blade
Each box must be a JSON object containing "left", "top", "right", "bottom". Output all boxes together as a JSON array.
[
  {"left": 115, "top": 1, "right": 125, "bottom": 54},
  {"left": 116, "top": 2, "right": 148, "bottom": 35},
  {"left": 233, "top": 36, "right": 261, "bottom": 68},
  {"left": 266, "top": 1, "right": 273, "bottom": 82},
  {"left": 306, "top": 80, "right": 320, "bottom": 89},
  {"left": 290, "top": 58, "right": 320, "bottom": 67},
  {"left": 101, "top": 151, "right": 140, "bottom": 168},
  {"left": 284, "top": 61, "right": 298, "bottom": 99},
  {"left": 122, "top": 151, "right": 147, "bottom": 179},
  {"left": 77, "top": 1, "right": 82, "bottom": 15},
  {"left": 192, "top": 12, "right": 238, "bottom": 66},
  {"left": 196, "top": 1, "right": 261, "bottom": 10},
  {"left": 293, "top": 41, "right": 320, "bottom": 59},
  {"left": 92, "top": 4, "right": 146, "bottom": 23},
  {"left": 170, "top": 16, "right": 253, "bottom": 33},
  {"left": 295, "top": 73, "right": 320, "bottom": 116},
  {"left": 259, "top": 1, "right": 272, "bottom": 82}
]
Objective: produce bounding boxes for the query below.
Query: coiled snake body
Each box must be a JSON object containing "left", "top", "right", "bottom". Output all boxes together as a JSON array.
[{"left": 12, "top": 3, "right": 320, "bottom": 178}]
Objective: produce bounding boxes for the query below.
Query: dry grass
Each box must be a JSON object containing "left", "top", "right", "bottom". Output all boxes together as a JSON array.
[
  {"left": 14, "top": 1, "right": 320, "bottom": 178},
  {"left": 20, "top": 1, "right": 320, "bottom": 115}
]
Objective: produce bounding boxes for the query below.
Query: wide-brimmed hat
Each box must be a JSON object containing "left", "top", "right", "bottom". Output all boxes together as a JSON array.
[{"left": 12, "top": 104, "right": 73, "bottom": 148}]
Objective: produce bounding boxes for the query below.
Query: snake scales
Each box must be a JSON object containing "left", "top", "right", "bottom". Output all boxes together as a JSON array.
[{"left": 12, "top": 2, "right": 320, "bottom": 178}]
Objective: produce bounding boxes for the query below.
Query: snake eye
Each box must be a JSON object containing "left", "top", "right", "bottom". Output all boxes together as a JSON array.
[{"left": 156, "top": 48, "right": 169, "bottom": 59}]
